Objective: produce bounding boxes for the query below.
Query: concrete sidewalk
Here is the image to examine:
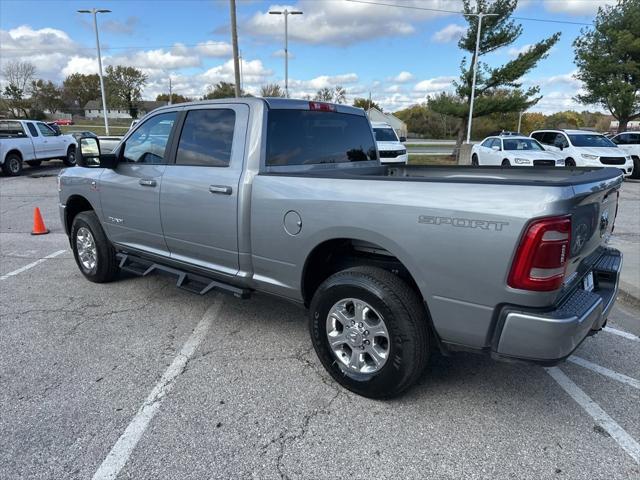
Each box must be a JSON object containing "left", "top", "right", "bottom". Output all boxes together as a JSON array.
[{"left": 610, "top": 179, "right": 640, "bottom": 308}]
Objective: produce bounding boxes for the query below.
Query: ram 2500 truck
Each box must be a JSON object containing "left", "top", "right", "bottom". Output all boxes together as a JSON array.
[
  {"left": 58, "top": 98, "right": 623, "bottom": 398},
  {"left": 0, "top": 119, "right": 77, "bottom": 176}
]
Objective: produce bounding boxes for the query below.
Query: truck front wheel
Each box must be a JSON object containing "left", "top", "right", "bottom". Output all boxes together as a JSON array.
[
  {"left": 309, "top": 266, "right": 429, "bottom": 398},
  {"left": 71, "top": 211, "right": 118, "bottom": 283},
  {"left": 2, "top": 153, "right": 23, "bottom": 176}
]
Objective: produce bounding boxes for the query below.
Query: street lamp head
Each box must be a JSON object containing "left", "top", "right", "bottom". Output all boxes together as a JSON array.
[
  {"left": 290, "top": 11, "right": 303, "bottom": 14},
  {"left": 77, "top": 8, "right": 111, "bottom": 14},
  {"left": 77, "top": 9, "right": 92, "bottom": 13},
  {"left": 96, "top": 9, "right": 111, "bottom": 13},
  {"left": 269, "top": 11, "right": 283, "bottom": 14}
]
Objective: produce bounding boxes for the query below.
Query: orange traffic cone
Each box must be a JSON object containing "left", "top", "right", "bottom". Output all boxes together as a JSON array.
[{"left": 31, "top": 207, "right": 49, "bottom": 235}]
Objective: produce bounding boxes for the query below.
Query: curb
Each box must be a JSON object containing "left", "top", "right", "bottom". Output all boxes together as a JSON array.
[{"left": 617, "top": 281, "right": 640, "bottom": 311}]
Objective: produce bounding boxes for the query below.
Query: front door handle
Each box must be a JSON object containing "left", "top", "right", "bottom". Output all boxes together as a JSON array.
[
  {"left": 139, "top": 179, "right": 157, "bottom": 187},
  {"left": 209, "top": 185, "right": 232, "bottom": 195}
]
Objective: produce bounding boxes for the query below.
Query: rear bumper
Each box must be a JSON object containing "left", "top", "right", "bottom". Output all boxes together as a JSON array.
[{"left": 493, "top": 248, "right": 622, "bottom": 364}]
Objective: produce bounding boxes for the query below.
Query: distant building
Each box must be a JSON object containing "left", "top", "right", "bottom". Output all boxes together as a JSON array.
[
  {"left": 610, "top": 120, "right": 640, "bottom": 132},
  {"left": 83, "top": 100, "right": 168, "bottom": 119},
  {"left": 366, "top": 108, "right": 408, "bottom": 139}
]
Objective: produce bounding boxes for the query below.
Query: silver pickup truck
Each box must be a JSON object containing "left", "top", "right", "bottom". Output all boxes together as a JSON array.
[{"left": 59, "top": 98, "right": 623, "bottom": 398}]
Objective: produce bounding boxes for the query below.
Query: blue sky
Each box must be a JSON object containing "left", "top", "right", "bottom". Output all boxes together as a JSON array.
[{"left": 0, "top": 0, "right": 615, "bottom": 112}]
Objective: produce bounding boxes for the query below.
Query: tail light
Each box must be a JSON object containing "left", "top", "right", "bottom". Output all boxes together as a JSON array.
[
  {"left": 508, "top": 216, "right": 572, "bottom": 291},
  {"left": 309, "top": 101, "right": 336, "bottom": 112}
]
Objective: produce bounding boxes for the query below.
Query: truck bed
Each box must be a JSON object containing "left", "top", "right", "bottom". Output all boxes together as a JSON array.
[{"left": 265, "top": 164, "right": 623, "bottom": 188}]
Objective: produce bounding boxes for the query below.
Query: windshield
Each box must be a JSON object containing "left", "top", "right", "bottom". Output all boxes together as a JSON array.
[
  {"left": 503, "top": 138, "right": 544, "bottom": 151},
  {"left": 373, "top": 127, "right": 398, "bottom": 142},
  {"left": 568, "top": 134, "right": 616, "bottom": 148}
]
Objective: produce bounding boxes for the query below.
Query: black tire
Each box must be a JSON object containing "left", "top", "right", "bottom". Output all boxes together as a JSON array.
[
  {"left": 471, "top": 154, "right": 479, "bottom": 166},
  {"left": 501, "top": 159, "right": 511, "bottom": 167},
  {"left": 631, "top": 156, "right": 640, "bottom": 179},
  {"left": 565, "top": 157, "right": 576, "bottom": 167},
  {"left": 63, "top": 146, "right": 77, "bottom": 166},
  {"left": 2, "top": 153, "right": 23, "bottom": 176},
  {"left": 71, "top": 211, "right": 118, "bottom": 283},
  {"left": 26, "top": 160, "right": 42, "bottom": 168},
  {"left": 309, "top": 266, "right": 429, "bottom": 399}
]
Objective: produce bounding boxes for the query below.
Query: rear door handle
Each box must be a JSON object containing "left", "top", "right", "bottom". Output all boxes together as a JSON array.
[
  {"left": 209, "top": 185, "right": 232, "bottom": 195},
  {"left": 139, "top": 179, "right": 157, "bottom": 187}
]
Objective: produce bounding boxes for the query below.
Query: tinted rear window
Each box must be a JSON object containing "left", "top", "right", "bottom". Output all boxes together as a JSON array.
[
  {"left": 0, "top": 121, "right": 26, "bottom": 138},
  {"left": 176, "top": 109, "right": 235, "bottom": 167},
  {"left": 266, "top": 110, "right": 377, "bottom": 166}
]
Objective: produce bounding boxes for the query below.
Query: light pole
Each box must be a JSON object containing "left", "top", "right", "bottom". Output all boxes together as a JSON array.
[
  {"left": 229, "top": 0, "right": 241, "bottom": 98},
  {"left": 78, "top": 8, "right": 111, "bottom": 135},
  {"left": 465, "top": 12, "right": 498, "bottom": 144},
  {"left": 269, "top": 8, "right": 303, "bottom": 98},
  {"left": 517, "top": 110, "right": 524, "bottom": 133}
]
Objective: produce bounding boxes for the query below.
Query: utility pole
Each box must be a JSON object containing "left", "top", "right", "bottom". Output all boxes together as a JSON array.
[
  {"left": 168, "top": 77, "right": 172, "bottom": 105},
  {"left": 269, "top": 8, "right": 303, "bottom": 98},
  {"left": 229, "top": 0, "right": 241, "bottom": 98},
  {"left": 78, "top": 8, "right": 111, "bottom": 135},
  {"left": 465, "top": 12, "right": 498, "bottom": 144},
  {"left": 517, "top": 110, "right": 523, "bottom": 133}
]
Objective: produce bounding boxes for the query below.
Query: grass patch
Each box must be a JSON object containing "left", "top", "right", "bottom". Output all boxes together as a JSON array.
[
  {"left": 60, "top": 124, "right": 128, "bottom": 136},
  {"left": 404, "top": 142, "right": 455, "bottom": 148},
  {"left": 408, "top": 154, "right": 457, "bottom": 166}
]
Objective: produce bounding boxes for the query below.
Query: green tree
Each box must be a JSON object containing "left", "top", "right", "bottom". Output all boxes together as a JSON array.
[
  {"left": 31, "top": 79, "right": 63, "bottom": 114},
  {"left": 352, "top": 97, "right": 382, "bottom": 111},
  {"left": 429, "top": 0, "right": 560, "bottom": 155},
  {"left": 573, "top": 0, "right": 640, "bottom": 133},
  {"left": 260, "top": 83, "right": 284, "bottom": 97},
  {"left": 203, "top": 81, "right": 240, "bottom": 99},
  {"left": 156, "top": 93, "right": 192, "bottom": 104},
  {"left": 62, "top": 73, "right": 101, "bottom": 114},
  {"left": 105, "top": 65, "right": 147, "bottom": 119}
]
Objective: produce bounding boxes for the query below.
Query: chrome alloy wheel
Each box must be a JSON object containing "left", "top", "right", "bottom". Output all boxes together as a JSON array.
[
  {"left": 326, "top": 298, "right": 390, "bottom": 374},
  {"left": 76, "top": 226, "right": 97, "bottom": 271}
]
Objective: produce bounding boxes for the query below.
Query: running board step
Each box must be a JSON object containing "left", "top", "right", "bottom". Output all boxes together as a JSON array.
[{"left": 116, "top": 253, "right": 251, "bottom": 299}]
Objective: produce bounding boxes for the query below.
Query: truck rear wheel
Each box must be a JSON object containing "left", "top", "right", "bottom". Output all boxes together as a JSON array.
[
  {"left": 71, "top": 211, "right": 118, "bottom": 283},
  {"left": 2, "top": 153, "right": 23, "bottom": 176},
  {"left": 309, "top": 266, "right": 429, "bottom": 398},
  {"left": 63, "top": 146, "right": 77, "bottom": 166}
]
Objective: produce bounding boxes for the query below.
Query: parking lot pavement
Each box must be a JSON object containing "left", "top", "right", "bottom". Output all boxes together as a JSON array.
[{"left": 1, "top": 173, "right": 639, "bottom": 479}]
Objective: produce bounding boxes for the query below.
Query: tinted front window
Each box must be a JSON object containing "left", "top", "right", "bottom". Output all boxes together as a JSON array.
[
  {"left": 568, "top": 134, "right": 616, "bottom": 147},
  {"left": 503, "top": 138, "right": 544, "bottom": 151},
  {"left": 176, "top": 109, "right": 235, "bottom": 167},
  {"left": 123, "top": 112, "right": 177, "bottom": 164},
  {"left": 481, "top": 138, "right": 493, "bottom": 147},
  {"left": 0, "top": 121, "right": 26, "bottom": 138},
  {"left": 266, "top": 110, "right": 377, "bottom": 166},
  {"left": 373, "top": 127, "right": 398, "bottom": 142}
]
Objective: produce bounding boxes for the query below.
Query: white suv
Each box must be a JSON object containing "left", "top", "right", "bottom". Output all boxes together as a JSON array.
[
  {"left": 371, "top": 122, "right": 407, "bottom": 165},
  {"left": 531, "top": 129, "right": 634, "bottom": 177},
  {"left": 610, "top": 131, "right": 640, "bottom": 179}
]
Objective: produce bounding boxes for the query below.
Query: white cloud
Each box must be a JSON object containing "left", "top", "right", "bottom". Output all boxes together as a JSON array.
[
  {"left": 525, "top": 71, "right": 582, "bottom": 89},
  {"left": 542, "top": 0, "right": 615, "bottom": 15},
  {"left": 385, "top": 84, "right": 404, "bottom": 93},
  {"left": 195, "top": 41, "right": 233, "bottom": 57},
  {"left": 413, "top": 76, "right": 456, "bottom": 93},
  {"left": 390, "top": 71, "right": 414, "bottom": 83},
  {"left": 61, "top": 56, "right": 99, "bottom": 76},
  {"left": 244, "top": 1, "right": 463, "bottom": 45},
  {"left": 200, "top": 58, "right": 273, "bottom": 85},
  {"left": 110, "top": 47, "right": 201, "bottom": 70},
  {"left": 432, "top": 23, "right": 466, "bottom": 43},
  {"left": 507, "top": 44, "right": 533, "bottom": 58},
  {"left": 271, "top": 49, "right": 294, "bottom": 59}
]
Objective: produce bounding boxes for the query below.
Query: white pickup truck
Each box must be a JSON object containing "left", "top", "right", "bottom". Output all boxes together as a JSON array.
[{"left": 0, "top": 119, "right": 77, "bottom": 176}]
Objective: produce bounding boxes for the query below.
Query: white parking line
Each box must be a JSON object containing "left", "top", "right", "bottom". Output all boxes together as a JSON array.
[
  {"left": 91, "top": 296, "right": 224, "bottom": 480},
  {"left": 0, "top": 249, "right": 66, "bottom": 281},
  {"left": 604, "top": 327, "right": 640, "bottom": 342},
  {"left": 568, "top": 356, "right": 640, "bottom": 390},
  {"left": 546, "top": 367, "right": 640, "bottom": 465}
]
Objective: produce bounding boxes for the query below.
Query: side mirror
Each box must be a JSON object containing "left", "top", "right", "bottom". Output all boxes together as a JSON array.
[
  {"left": 491, "top": 145, "right": 501, "bottom": 151},
  {"left": 77, "top": 137, "right": 118, "bottom": 168},
  {"left": 399, "top": 136, "right": 407, "bottom": 143}
]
